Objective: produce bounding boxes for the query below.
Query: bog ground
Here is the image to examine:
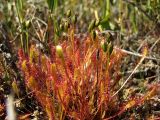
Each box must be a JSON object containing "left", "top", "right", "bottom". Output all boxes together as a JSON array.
[{"left": 0, "top": 0, "right": 160, "bottom": 120}]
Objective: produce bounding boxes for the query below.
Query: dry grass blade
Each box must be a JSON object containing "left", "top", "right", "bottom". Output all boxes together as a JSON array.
[
  {"left": 112, "top": 46, "right": 148, "bottom": 98},
  {"left": 115, "top": 47, "right": 160, "bottom": 61}
]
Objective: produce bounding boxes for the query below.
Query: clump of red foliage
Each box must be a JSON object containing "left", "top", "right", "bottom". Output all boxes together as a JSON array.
[{"left": 18, "top": 28, "right": 159, "bottom": 120}]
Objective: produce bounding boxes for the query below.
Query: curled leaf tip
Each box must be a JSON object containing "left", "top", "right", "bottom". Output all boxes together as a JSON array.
[{"left": 56, "top": 45, "right": 64, "bottom": 58}]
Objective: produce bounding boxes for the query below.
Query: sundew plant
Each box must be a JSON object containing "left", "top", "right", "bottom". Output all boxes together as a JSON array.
[{"left": 18, "top": 26, "right": 159, "bottom": 119}]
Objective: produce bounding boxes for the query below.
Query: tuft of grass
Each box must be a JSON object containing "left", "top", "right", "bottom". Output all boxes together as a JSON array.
[{"left": 15, "top": 0, "right": 30, "bottom": 53}]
